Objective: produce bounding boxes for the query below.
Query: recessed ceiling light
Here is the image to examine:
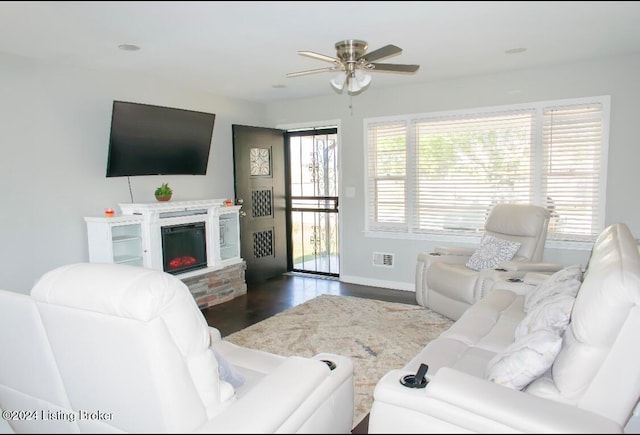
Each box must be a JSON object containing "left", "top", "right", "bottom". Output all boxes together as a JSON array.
[
  {"left": 505, "top": 47, "right": 527, "bottom": 55},
  {"left": 118, "top": 44, "right": 140, "bottom": 51}
]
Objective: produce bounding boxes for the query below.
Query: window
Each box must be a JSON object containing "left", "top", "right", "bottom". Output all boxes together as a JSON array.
[{"left": 365, "top": 96, "right": 609, "bottom": 243}]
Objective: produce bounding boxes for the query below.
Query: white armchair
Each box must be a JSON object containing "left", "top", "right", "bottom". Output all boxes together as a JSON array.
[
  {"left": 0, "top": 263, "right": 354, "bottom": 433},
  {"left": 415, "top": 203, "right": 562, "bottom": 320}
]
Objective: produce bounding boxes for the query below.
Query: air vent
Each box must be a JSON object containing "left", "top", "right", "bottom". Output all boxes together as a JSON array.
[{"left": 373, "top": 252, "right": 394, "bottom": 267}]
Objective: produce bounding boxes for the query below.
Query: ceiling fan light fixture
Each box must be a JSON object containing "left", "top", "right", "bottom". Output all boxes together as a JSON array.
[
  {"left": 355, "top": 69, "right": 372, "bottom": 88},
  {"left": 331, "top": 70, "right": 372, "bottom": 94},
  {"left": 330, "top": 72, "right": 347, "bottom": 92},
  {"left": 345, "top": 70, "right": 372, "bottom": 94},
  {"left": 347, "top": 78, "right": 359, "bottom": 93}
]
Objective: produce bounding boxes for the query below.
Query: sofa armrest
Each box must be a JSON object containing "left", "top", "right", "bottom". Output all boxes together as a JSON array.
[
  {"left": 489, "top": 279, "right": 536, "bottom": 296},
  {"left": 523, "top": 271, "right": 555, "bottom": 285},
  {"left": 432, "top": 246, "right": 476, "bottom": 256},
  {"left": 208, "top": 326, "right": 222, "bottom": 343},
  {"left": 195, "top": 355, "right": 349, "bottom": 434},
  {"left": 417, "top": 250, "right": 471, "bottom": 266},
  {"left": 499, "top": 260, "right": 565, "bottom": 273},
  {"left": 371, "top": 367, "right": 622, "bottom": 434}
]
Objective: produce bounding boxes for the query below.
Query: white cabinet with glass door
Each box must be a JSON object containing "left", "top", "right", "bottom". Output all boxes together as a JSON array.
[{"left": 85, "top": 215, "right": 147, "bottom": 267}]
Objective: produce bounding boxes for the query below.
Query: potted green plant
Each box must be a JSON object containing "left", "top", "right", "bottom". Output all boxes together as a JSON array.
[{"left": 154, "top": 182, "right": 173, "bottom": 202}]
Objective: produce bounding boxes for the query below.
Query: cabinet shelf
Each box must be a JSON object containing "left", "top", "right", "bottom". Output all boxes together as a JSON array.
[
  {"left": 112, "top": 235, "right": 141, "bottom": 243},
  {"left": 114, "top": 255, "right": 144, "bottom": 266}
]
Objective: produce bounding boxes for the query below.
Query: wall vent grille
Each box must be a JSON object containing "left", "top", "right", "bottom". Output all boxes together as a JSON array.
[{"left": 373, "top": 252, "right": 394, "bottom": 267}]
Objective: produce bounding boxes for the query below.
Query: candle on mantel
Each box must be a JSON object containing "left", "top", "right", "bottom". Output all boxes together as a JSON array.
[{"left": 104, "top": 208, "right": 115, "bottom": 217}]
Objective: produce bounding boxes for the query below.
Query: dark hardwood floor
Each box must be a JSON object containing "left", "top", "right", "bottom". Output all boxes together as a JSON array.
[{"left": 201, "top": 272, "right": 417, "bottom": 434}]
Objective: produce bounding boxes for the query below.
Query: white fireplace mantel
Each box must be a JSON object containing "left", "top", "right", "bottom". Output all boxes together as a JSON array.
[
  {"left": 119, "top": 198, "right": 227, "bottom": 217},
  {"left": 85, "top": 199, "right": 242, "bottom": 280}
]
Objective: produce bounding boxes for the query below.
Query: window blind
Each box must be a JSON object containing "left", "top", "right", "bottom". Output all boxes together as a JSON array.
[
  {"left": 542, "top": 103, "right": 604, "bottom": 241},
  {"left": 366, "top": 121, "right": 408, "bottom": 231},
  {"left": 365, "top": 96, "right": 609, "bottom": 242},
  {"left": 412, "top": 109, "right": 535, "bottom": 234}
]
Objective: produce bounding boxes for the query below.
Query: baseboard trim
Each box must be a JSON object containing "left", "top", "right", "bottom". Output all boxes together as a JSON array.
[{"left": 339, "top": 275, "right": 414, "bottom": 292}]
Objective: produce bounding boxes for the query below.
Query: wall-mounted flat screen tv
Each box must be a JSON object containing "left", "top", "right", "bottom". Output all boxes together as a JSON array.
[{"left": 106, "top": 101, "right": 215, "bottom": 177}]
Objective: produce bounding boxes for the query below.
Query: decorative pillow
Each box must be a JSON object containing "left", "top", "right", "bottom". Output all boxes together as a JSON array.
[
  {"left": 466, "top": 235, "right": 521, "bottom": 271},
  {"left": 486, "top": 328, "right": 563, "bottom": 390},
  {"left": 515, "top": 293, "right": 576, "bottom": 341},
  {"left": 212, "top": 348, "right": 245, "bottom": 388},
  {"left": 524, "top": 265, "right": 582, "bottom": 312}
]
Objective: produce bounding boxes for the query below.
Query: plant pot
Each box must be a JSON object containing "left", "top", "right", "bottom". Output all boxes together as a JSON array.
[{"left": 155, "top": 194, "right": 172, "bottom": 202}]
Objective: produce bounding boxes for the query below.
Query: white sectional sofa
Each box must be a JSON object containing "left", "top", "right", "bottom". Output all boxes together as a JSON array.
[{"left": 369, "top": 222, "right": 640, "bottom": 433}]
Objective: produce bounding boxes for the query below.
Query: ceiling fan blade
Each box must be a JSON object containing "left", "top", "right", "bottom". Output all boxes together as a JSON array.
[
  {"left": 359, "top": 44, "right": 402, "bottom": 62},
  {"left": 368, "top": 63, "right": 420, "bottom": 73},
  {"left": 286, "top": 66, "right": 339, "bottom": 78},
  {"left": 298, "top": 50, "right": 338, "bottom": 63}
]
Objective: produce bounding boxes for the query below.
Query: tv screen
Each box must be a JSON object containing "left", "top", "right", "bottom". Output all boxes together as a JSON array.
[{"left": 106, "top": 101, "right": 215, "bottom": 177}]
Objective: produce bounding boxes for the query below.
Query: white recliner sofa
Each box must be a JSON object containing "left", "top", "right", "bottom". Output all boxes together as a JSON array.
[
  {"left": 415, "top": 203, "right": 563, "bottom": 320},
  {"left": 370, "top": 222, "right": 640, "bottom": 433},
  {"left": 0, "top": 263, "right": 354, "bottom": 434}
]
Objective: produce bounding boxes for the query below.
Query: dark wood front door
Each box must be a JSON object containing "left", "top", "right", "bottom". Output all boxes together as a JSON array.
[{"left": 232, "top": 125, "right": 288, "bottom": 283}]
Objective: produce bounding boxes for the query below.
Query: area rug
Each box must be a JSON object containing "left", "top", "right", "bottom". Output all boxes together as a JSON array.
[{"left": 224, "top": 294, "right": 454, "bottom": 428}]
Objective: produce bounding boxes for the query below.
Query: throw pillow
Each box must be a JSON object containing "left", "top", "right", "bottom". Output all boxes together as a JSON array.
[
  {"left": 486, "top": 328, "right": 563, "bottom": 390},
  {"left": 466, "top": 235, "right": 521, "bottom": 271},
  {"left": 523, "top": 265, "right": 582, "bottom": 313},
  {"left": 211, "top": 348, "right": 245, "bottom": 388},
  {"left": 515, "top": 293, "right": 576, "bottom": 341}
]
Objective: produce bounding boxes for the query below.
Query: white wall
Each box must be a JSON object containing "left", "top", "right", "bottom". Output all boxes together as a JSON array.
[
  {"left": 3, "top": 51, "right": 639, "bottom": 294},
  {"left": 0, "top": 53, "right": 267, "bottom": 293},
  {"left": 266, "top": 54, "right": 640, "bottom": 291}
]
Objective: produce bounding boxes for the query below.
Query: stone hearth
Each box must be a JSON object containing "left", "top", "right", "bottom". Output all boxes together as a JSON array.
[{"left": 182, "top": 261, "right": 247, "bottom": 309}]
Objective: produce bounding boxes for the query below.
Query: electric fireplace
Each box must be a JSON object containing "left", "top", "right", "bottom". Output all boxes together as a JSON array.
[{"left": 161, "top": 222, "right": 207, "bottom": 274}]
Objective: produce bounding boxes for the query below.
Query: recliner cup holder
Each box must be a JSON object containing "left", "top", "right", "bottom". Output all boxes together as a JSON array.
[
  {"left": 321, "top": 359, "right": 336, "bottom": 370},
  {"left": 400, "top": 362, "right": 429, "bottom": 388},
  {"left": 400, "top": 374, "right": 428, "bottom": 388}
]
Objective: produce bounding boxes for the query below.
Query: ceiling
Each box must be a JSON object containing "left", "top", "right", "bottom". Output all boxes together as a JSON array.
[{"left": 1, "top": 1, "right": 640, "bottom": 104}]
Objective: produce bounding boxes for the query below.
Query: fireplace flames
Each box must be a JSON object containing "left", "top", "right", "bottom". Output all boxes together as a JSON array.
[{"left": 168, "top": 256, "right": 197, "bottom": 270}]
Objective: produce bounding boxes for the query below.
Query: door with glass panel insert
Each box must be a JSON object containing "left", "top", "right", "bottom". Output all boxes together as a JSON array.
[{"left": 287, "top": 128, "right": 339, "bottom": 276}]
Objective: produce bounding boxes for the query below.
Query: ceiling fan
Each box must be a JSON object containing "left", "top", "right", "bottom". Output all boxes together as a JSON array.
[{"left": 286, "top": 39, "right": 420, "bottom": 94}]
